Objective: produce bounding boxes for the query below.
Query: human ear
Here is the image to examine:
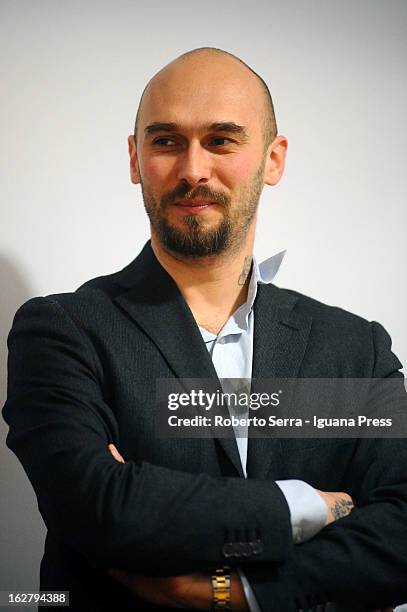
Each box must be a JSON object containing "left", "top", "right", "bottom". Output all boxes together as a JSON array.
[
  {"left": 128, "top": 135, "right": 140, "bottom": 185},
  {"left": 263, "top": 135, "right": 288, "bottom": 186}
]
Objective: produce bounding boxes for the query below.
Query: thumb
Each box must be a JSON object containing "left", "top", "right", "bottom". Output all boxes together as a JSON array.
[{"left": 108, "top": 443, "right": 125, "bottom": 464}]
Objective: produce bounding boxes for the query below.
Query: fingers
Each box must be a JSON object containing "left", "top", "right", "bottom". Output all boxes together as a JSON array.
[{"left": 108, "top": 443, "right": 125, "bottom": 463}]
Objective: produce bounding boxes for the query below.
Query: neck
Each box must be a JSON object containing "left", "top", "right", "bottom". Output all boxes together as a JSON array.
[{"left": 150, "top": 224, "right": 256, "bottom": 333}]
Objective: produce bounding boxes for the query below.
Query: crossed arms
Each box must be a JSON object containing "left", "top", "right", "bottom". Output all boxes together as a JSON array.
[
  {"left": 3, "top": 297, "right": 407, "bottom": 610},
  {"left": 107, "top": 443, "right": 360, "bottom": 610}
]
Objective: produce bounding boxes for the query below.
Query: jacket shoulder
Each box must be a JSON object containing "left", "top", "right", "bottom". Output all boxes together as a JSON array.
[
  {"left": 11, "top": 265, "right": 129, "bottom": 329},
  {"left": 274, "top": 285, "right": 403, "bottom": 376},
  {"left": 278, "top": 284, "right": 371, "bottom": 328}
]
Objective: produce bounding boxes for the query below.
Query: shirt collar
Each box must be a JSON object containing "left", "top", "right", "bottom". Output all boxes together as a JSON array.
[
  {"left": 245, "top": 250, "right": 286, "bottom": 312},
  {"left": 200, "top": 250, "right": 286, "bottom": 341}
]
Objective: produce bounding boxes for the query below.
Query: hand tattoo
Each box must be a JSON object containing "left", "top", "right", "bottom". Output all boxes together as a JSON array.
[{"left": 332, "top": 497, "right": 354, "bottom": 520}]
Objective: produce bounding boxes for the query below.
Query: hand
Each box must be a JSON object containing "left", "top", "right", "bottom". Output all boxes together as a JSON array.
[
  {"left": 315, "top": 490, "right": 354, "bottom": 526},
  {"left": 107, "top": 444, "right": 249, "bottom": 610},
  {"left": 108, "top": 568, "right": 248, "bottom": 611},
  {"left": 108, "top": 570, "right": 212, "bottom": 609}
]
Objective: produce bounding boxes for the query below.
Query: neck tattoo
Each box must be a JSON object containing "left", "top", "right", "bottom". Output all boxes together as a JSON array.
[{"left": 238, "top": 256, "right": 252, "bottom": 286}]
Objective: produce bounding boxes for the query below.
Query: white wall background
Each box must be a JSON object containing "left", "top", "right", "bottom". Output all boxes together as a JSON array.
[{"left": 1, "top": 0, "right": 406, "bottom": 605}]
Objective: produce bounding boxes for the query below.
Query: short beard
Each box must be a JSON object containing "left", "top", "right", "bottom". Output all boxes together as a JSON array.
[
  {"left": 140, "top": 158, "right": 266, "bottom": 259},
  {"left": 150, "top": 212, "right": 233, "bottom": 258}
]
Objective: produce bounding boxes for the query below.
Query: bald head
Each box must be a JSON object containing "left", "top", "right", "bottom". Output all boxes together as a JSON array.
[{"left": 134, "top": 47, "right": 277, "bottom": 150}]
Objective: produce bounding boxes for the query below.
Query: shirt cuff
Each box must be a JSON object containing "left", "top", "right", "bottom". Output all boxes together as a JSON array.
[
  {"left": 276, "top": 479, "right": 327, "bottom": 544},
  {"left": 237, "top": 566, "right": 262, "bottom": 612}
]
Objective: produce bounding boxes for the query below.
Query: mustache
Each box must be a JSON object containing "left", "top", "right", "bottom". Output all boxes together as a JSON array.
[{"left": 160, "top": 183, "right": 230, "bottom": 207}]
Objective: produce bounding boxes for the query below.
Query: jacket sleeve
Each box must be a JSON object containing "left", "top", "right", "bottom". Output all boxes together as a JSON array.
[
  {"left": 2, "top": 296, "right": 292, "bottom": 573},
  {"left": 244, "top": 321, "right": 407, "bottom": 610}
]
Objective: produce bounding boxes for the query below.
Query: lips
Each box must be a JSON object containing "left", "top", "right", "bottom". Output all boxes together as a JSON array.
[
  {"left": 171, "top": 199, "right": 217, "bottom": 216},
  {"left": 175, "top": 200, "right": 216, "bottom": 207}
]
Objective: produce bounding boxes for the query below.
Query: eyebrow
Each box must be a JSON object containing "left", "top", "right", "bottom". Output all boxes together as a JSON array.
[{"left": 144, "top": 121, "right": 249, "bottom": 140}]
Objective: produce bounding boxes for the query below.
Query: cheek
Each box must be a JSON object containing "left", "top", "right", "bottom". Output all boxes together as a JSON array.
[
  {"left": 140, "top": 157, "right": 173, "bottom": 186},
  {"left": 218, "top": 155, "right": 259, "bottom": 188}
]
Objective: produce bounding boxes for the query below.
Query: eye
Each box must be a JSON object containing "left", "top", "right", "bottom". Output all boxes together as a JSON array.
[
  {"left": 210, "top": 137, "right": 235, "bottom": 146},
  {"left": 152, "top": 137, "right": 177, "bottom": 147}
]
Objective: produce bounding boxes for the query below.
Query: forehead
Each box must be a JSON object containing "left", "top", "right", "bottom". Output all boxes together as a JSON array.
[{"left": 138, "top": 56, "right": 265, "bottom": 134}]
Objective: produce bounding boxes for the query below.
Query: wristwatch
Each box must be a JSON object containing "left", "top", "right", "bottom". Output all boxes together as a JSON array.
[{"left": 211, "top": 566, "right": 231, "bottom": 610}]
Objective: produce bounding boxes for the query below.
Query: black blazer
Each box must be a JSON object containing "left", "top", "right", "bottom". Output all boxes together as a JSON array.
[{"left": 3, "top": 241, "right": 407, "bottom": 611}]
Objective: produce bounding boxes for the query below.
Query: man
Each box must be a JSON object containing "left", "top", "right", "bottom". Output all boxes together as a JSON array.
[{"left": 3, "top": 47, "right": 407, "bottom": 611}]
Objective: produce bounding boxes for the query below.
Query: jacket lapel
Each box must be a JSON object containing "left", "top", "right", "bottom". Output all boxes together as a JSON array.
[
  {"left": 247, "top": 283, "right": 313, "bottom": 479},
  {"left": 112, "top": 241, "right": 244, "bottom": 477}
]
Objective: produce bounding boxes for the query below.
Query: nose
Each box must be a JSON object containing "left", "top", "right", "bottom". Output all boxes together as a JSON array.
[{"left": 175, "top": 140, "right": 213, "bottom": 186}]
